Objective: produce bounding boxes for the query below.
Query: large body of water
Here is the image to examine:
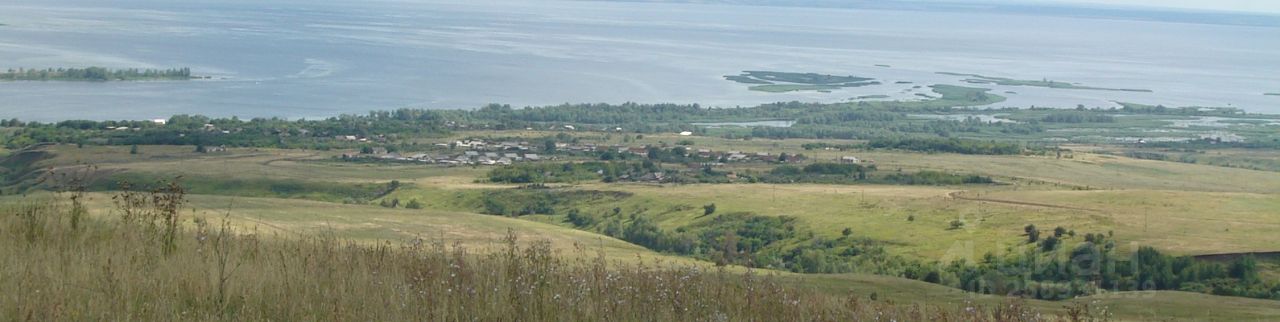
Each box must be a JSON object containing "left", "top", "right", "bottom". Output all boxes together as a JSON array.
[{"left": 0, "top": 0, "right": 1277, "bottom": 121}]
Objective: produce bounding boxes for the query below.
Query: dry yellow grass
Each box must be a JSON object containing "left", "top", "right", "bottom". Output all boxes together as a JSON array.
[
  {"left": 15, "top": 194, "right": 1039, "bottom": 321},
  {"left": 970, "top": 190, "right": 1280, "bottom": 255},
  {"left": 11, "top": 142, "right": 1280, "bottom": 320},
  {"left": 4, "top": 192, "right": 1274, "bottom": 321},
  {"left": 67, "top": 192, "right": 702, "bottom": 265}
]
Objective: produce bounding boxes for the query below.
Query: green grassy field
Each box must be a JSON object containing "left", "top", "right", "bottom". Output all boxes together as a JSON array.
[
  {"left": 7, "top": 140, "right": 1280, "bottom": 319},
  {"left": 1075, "top": 146, "right": 1280, "bottom": 172},
  {"left": 788, "top": 274, "right": 1280, "bottom": 321},
  {"left": 25, "top": 142, "right": 1280, "bottom": 259},
  {"left": 10, "top": 192, "right": 1278, "bottom": 320},
  {"left": 557, "top": 131, "right": 1280, "bottom": 193},
  {"left": 12, "top": 191, "right": 1278, "bottom": 320}
]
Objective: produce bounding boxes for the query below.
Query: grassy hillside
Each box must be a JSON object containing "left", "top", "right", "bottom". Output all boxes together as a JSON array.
[
  {"left": 788, "top": 274, "right": 1280, "bottom": 320},
  {"left": 3, "top": 191, "right": 1124, "bottom": 321},
  {"left": 6, "top": 142, "right": 1280, "bottom": 319},
  {"left": 6, "top": 191, "right": 1280, "bottom": 320},
  {"left": 113, "top": 193, "right": 698, "bottom": 264},
  {"left": 16, "top": 144, "right": 1280, "bottom": 259}
]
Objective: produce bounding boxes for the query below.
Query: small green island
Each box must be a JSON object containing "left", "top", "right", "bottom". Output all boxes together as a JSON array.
[
  {"left": 1, "top": 67, "right": 197, "bottom": 81},
  {"left": 725, "top": 70, "right": 881, "bottom": 93},
  {"left": 1266, "top": 92, "right": 1279, "bottom": 96},
  {"left": 853, "top": 94, "right": 890, "bottom": 100},
  {"left": 938, "top": 72, "right": 1152, "bottom": 92}
]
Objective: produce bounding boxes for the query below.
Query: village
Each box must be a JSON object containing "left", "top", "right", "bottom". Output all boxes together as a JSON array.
[
  {"left": 338, "top": 138, "right": 869, "bottom": 167},
  {"left": 91, "top": 119, "right": 874, "bottom": 169}
]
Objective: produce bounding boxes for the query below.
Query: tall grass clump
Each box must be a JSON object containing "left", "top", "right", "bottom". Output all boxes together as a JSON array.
[{"left": 0, "top": 181, "right": 1110, "bottom": 321}]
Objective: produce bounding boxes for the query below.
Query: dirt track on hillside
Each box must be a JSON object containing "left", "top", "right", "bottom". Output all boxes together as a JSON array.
[{"left": 947, "top": 191, "right": 1101, "bottom": 212}]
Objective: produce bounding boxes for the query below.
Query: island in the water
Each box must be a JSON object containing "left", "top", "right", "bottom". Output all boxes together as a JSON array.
[
  {"left": 725, "top": 70, "right": 881, "bottom": 93},
  {"left": 938, "top": 72, "right": 1152, "bottom": 92},
  {"left": 1, "top": 67, "right": 196, "bottom": 81},
  {"left": 1266, "top": 92, "right": 1279, "bottom": 96}
]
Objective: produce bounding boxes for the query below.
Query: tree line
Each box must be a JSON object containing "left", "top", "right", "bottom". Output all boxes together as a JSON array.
[{"left": 1, "top": 67, "right": 192, "bottom": 81}]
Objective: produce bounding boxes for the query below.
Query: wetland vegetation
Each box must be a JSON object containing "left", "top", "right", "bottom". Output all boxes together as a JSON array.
[
  {"left": 1, "top": 67, "right": 195, "bottom": 81},
  {"left": 938, "top": 72, "right": 1153, "bottom": 92},
  {"left": 725, "top": 71, "right": 881, "bottom": 93}
]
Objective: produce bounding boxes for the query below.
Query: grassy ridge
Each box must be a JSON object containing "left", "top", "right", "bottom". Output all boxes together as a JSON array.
[
  {"left": 7, "top": 188, "right": 1280, "bottom": 320},
  {"left": 2, "top": 193, "right": 1115, "bottom": 321},
  {"left": 88, "top": 172, "right": 401, "bottom": 204},
  {"left": 20, "top": 144, "right": 1280, "bottom": 258},
  {"left": 9, "top": 144, "right": 1280, "bottom": 318}
]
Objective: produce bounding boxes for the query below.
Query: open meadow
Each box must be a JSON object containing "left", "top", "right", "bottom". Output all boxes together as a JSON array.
[
  {"left": 18, "top": 138, "right": 1280, "bottom": 260},
  {"left": 5, "top": 134, "right": 1280, "bottom": 319}
]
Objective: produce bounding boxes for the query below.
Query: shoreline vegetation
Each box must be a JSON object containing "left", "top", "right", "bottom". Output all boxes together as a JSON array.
[
  {"left": 1, "top": 67, "right": 200, "bottom": 82},
  {"left": 725, "top": 71, "right": 881, "bottom": 93},
  {"left": 11, "top": 84, "right": 1280, "bottom": 155},
  {"left": 937, "top": 72, "right": 1153, "bottom": 92}
]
